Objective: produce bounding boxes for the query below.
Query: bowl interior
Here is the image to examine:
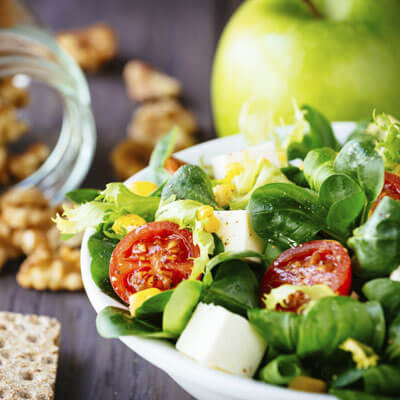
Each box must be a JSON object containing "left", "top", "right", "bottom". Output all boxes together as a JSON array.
[{"left": 81, "top": 123, "right": 355, "bottom": 400}]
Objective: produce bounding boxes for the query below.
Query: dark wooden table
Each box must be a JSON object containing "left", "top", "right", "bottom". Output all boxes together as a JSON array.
[{"left": 1, "top": 1, "right": 242, "bottom": 399}]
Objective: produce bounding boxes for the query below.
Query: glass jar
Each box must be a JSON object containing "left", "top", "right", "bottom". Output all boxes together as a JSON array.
[{"left": 0, "top": 0, "right": 96, "bottom": 203}]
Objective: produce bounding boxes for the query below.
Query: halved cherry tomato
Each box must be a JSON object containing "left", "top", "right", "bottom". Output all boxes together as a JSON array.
[
  {"left": 371, "top": 172, "right": 400, "bottom": 214},
  {"left": 165, "top": 156, "right": 186, "bottom": 175},
  {"left": 260, "top": 240, "right": 352, "bottom": 310},
  {"left": 110, "top": 221, "right": 199, "bottom": 303}
]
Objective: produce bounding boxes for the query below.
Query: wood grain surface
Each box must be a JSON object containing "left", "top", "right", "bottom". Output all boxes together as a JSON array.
[{"left": 0, "top": 0, "right": 242, "bottom": 399}]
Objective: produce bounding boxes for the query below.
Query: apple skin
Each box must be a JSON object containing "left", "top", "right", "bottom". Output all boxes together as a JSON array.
[{"left": 211, "top": 0, "right": 400, "bottom": 137}]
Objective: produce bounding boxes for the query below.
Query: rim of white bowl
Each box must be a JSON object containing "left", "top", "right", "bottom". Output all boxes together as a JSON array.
[{"left": 81, "top": 123, "right": 356, "bottom": 400}]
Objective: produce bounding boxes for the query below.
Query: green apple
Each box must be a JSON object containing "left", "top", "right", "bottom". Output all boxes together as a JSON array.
[{"left": 212, "top": 0, "right": 400, "bottom": 136}]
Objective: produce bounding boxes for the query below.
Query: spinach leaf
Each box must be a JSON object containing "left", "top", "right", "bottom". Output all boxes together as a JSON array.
[
  {"left": 280, "top": 165, "right": 309, "bottom": 188},
  {"left": 287, "top": 105, "right": 340, "bottom": 160},
  {"left": 203, "top": 250, "right": 265, "bottom": 284},
  {"left": 88, "top": 232, "right": 121, "bottom": 303},
  {"left": 248, "top": 308, "right": 300, "bottom": 353},
  {"left": 96, "top": 306, "right": 174, "bottom": 339},
  {"left": 363, "top": 278, "right": 400, "bottom": 322},
  {"left": 348, "top": 197, "right": 400, "bottom": 278},
  {"left": 362, "top": 366, "right": 400, "bottom": 396},
  {"left": 135, "top": 290, "right": 173, "bottom": 326},
  {"left": 335, "top": 138, "right": 384, "bottom": 213},
  {"left": 201, "top": 260, "right": 259, "bottom": 317},
  {"left": 162, "top": 164, "right": 217, "bottom": 207},
  {"left": 304, "top": 147, "right": 366, "bottom": 237},
  {"left": 249, "top": 183, "right": 327, "bottom": 248},
  {"left": 331, "top": 389, "right": 400, "bottom": 400},
  {"left": 297, "top": 297, "right": 385, "bottom": 358},
  {"left": 66, "top": 188, "right": 100, "bottom": 204},
  {"left": 149, "top": 129, "right": 177, "bottom": 185},
  {"left": 264, "top": 242, "right": 283, "bottom": 265},
  {"left": 259, "top": 354, "right": 303, "bottom": 385},
  {"left": 385, "top": 314, "right": 400, "bottom": 364}
]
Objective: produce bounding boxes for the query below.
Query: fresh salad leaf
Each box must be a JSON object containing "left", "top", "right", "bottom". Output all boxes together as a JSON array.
[
  {"left": 155, "top": 199, "right": 215, "bottom": 278},
  {"left": 264, "top": 243, "right": 283, "bottom": 265},
  {"left": 248, "top": 308, "right": 300, "bottom": 353},
  {"left": 385, "top": 314, "right": 400, "bottom": 364},
  {"left": 259, "top": 354, "right": 303, "bottom": 385},
  {"left": 99, "top": 183, "right": 160, "bottom": 221},
  {"left": 330, "top": 389, "right": 400, "bottom": 400},
  {"left": 280, "top": 165, "right": 309, "bottom": 188},
  {"left": 362, "top": 278, "right": 400, "bottom": 322},
  {"left": 286, "top": 104, "right": 340, "bottom": 160},
  {"left": 66, "top": 188, "right": 100, "bottom": 204},
  {"left": 297, "top": 297, "right": 385, "bottom": 359},
  {"left": 201, "top": 260, "right": 259, "bottom": 317},
  {"left": 203, "top": 250, "right": 265, "bottom": 284},
  {"left": 249, "top": 183, "right": 327, "bottom": 248},
  {"left": 96, "top": 306, "right": 175, "bottom": 339},
  {"left": 334, "top": 138, "right": 384, "bottom": 212},
  {"left": 348, "top": 197, "right": 400, "bottom": 278},
  {"left": 87, "top": 232, "right": 121, "bottom": 303},
  {"left": 162, "top": 164, "right": 217, "bottom": 207},
  {"left": 149, "top": 128, "right": 177, "bottom": 185},
  {"left": 135, "top": 290, "right": 173, "bottom": 326}
]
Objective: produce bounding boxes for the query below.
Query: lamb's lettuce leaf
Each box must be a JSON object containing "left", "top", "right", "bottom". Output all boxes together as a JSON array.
[
  {"left": 200, "top": 260, "right": 259, "bottom": 317},
  {"left": 149, "top": 128, "right": 177, "bottom": 185},
  {"left": 259, "top": 354, "right": 304, "bottom": 385},
  {"left": 348, "top": 197, "right": 400, "bottom": 278},
  {"left": 385, "top": 314, "right": 400, "bottom": 364},
  {"left": 66, "top": 188, "right": 100, "bottom": 204},
  {"left": 161, "top": 164, "right": 217, "bottom": 207},
  {"left": 331, "top": 389, "right": 400, "bottom": 400}
]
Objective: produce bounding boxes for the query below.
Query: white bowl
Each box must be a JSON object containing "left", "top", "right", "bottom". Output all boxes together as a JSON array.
[{"left": 81, "top": 123, "right": 355, "bottom": 400}]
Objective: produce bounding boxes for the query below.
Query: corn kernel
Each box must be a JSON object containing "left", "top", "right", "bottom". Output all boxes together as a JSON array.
[
  {"left": 203, "top": 216, "right": 220, "bottom": 233},
  {"left": 213, "top": 183, "right": 235, "bottom": 207},
  {"left": 197, "top": 205, "right": 214, "bottom": 220},
  {"left": 129, "top": 288, "right": 161, "bottom": 316},
  {"left": 112, "top": 214, "right": 146, "bottom": 235},
  {"left": 224, "top": 162, "right": 244, "bottom": 182},
  {"left": 128, "top": 181, "right": 158, "bottom": 197}
]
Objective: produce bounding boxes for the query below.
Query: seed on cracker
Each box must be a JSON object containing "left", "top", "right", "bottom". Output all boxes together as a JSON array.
[{"left": 0, "top": 312, "right": 60, "bottom": 400}]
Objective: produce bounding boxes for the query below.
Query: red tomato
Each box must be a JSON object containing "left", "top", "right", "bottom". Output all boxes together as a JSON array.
[
  {"left": 260, "top": 240, "right": 352, "bottom": 310},
  {"left": 165, "top": 156, "right": 186, "bottom": 175},
  {"left": 110, "top": 221, "right": 199, "bottom": 303},
  {"left": 371, "top": 172, "right": 400, "bottom": 214}
]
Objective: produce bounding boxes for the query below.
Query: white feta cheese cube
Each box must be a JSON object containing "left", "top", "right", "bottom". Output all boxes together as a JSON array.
[
  {"left": 214, "top": 210, "right": 264, "bottom": 254},
  {"left": 212, "top": 142, "right": 281, "bottom": 180},
  {"left": 176, "top": 303, "right": 266, "bottom": 377},
  {"left": 390, "top": 266, "right": 400, "bottom": 281}
]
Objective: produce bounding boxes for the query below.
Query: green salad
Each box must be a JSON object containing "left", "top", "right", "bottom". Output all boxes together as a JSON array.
[{"left": 56, "top": 106, "right": 400, "bottom": 400}]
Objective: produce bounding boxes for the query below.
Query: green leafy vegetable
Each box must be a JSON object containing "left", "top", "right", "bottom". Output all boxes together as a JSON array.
[
  {"left": 135, "top": 290, "right": 173, "bottom": 326},
  {"left": 297, "top": 297, "right": 385, "bottom": 358},
  {"left": 385, "top": 314, "right": 400, "bottom": 364},
  {"left": 348, "top": 197, "right": 400, "bottom": 278},
  {"left": 162, "top": 164, "right": 217, "bottom": 207},
  {"left": 249, "top": 183, "right": 327, "bottom": 248},
  {"left": 201, "top": 260, "right": 259, "bottom": 317},
  {"left": 66, "top": 188, "right": 100, "bottom": 204},
  {"left": 87, "top": 232, "right": 120, "bottom": 303},
  {"left": 362, "top": 278, "right": 400, "bottom": 322},
  {"left": 248, "top": 308, "right": 300, "bottom": 353},
  {"left": 259, "top": 354, "right": 303, "bottom": 385},
  {"left": 96, "top": 306, "right": 174, "bottom": 339},
  {"left": 280, "top": 165, "right": 309, "bottom": 188},
  {"left": 149, "top": 128, "right": 177, "bottom": 185},
  {"left": 331, "top": 389, "right": 400, "bottom": 400},
  {"left": 334, "top": 138, "right": 384, "bottom": 212},
  {"left": 286, "top": 104, "right": 340, "bottom": 160}
]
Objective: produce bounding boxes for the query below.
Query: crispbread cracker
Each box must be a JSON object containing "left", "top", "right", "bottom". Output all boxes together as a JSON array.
[{"left": 0, "top": 312, "right": 60, "bottom": 400}]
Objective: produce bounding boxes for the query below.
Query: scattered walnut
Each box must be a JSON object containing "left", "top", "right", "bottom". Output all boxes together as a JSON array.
[
  {"left": 110, "top": 139, "right": 149, "bottom": 180},
  {"left": 0, "top": 104, "right": 28, "bottom": 146},
  {"left": 0, "top": 77, "right": 29, "bottom": 108},
  {"left": 1, "top": 187, "right": 54, "bottom": 229},
  {"left": 0, "top": 146, "right": 10, "bottom": 185},
  {"left": 57, "top": 23, "right": 117, "bottom": 72},
  {"left": 17, "top": 245, "right": 82, "bottom": 291},
  {"left": 9, "top": 143, "right": 50, "bottom": 181},
  {"left": 123, "top": 60, "right": 182, "bottom": 102},
  {"left": 127, "top": 98, "right": 197, "bottom": 150}
]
